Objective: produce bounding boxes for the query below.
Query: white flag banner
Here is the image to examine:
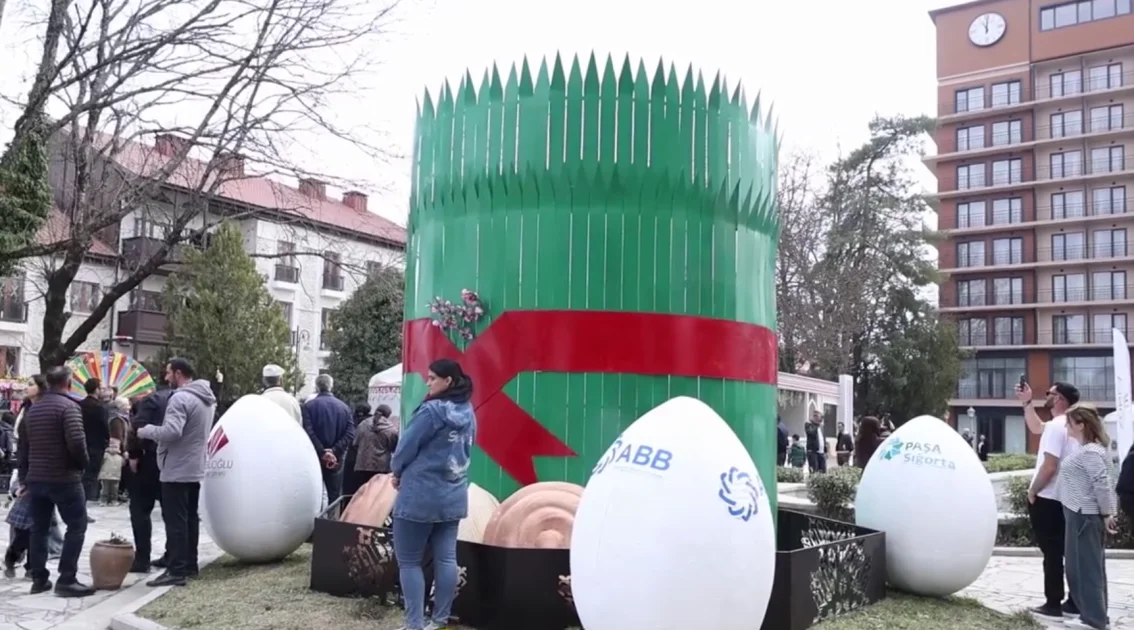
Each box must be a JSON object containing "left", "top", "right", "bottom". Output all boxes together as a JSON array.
[{"left": 1112, "top": 328, "right": 1134, "bottom": 468}]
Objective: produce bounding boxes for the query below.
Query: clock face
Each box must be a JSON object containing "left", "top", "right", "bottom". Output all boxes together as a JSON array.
[{"left": 969, "top": 12, "right": 1007, "bottom": 46}]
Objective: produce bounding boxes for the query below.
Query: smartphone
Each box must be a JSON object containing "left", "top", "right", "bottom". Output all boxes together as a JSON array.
[{"left": 1018, "top": 374, "right": 1028, "bottom": 388}]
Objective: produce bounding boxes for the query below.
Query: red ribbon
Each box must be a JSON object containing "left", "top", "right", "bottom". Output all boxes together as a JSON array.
[{"left": 403, "top": 310, "right": 778, "bottom": 485}]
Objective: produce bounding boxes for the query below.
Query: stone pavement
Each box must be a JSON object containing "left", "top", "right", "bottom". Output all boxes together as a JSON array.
[
  {"left": 962, "top": 555, "right": 1134, "bottom": 629},
  {"left": 0, "top": 503, "right": 218, "bottom": 630}
]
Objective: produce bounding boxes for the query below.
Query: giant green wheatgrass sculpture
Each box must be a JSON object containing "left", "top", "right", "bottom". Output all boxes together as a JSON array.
[{"left": 402, "top": 53, "right": 781, "bottom": 505}]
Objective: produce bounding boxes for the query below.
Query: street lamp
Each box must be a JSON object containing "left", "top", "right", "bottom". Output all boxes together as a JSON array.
[{"left": 966, "top": 406, "right": 978, "bottom": 452}]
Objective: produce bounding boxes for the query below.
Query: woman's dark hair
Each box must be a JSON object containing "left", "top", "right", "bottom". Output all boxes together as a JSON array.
[
  {"left": 30, "top": 374, "right": 47, "bottom": 391},
  {"left": 429, "top": 358, "right": 473, "bottom": 404},
  {"left": 855, "top": 416, "right": 884, "bottom": 465},
  {"left": 1, "top": 411, "right": 15, "bottom": 426},
  {"left": 376, "top": 404, "right": 393, "bottom": 418},
  {"left": 353, "top": 402, "right": 372, "bottom": 418}
]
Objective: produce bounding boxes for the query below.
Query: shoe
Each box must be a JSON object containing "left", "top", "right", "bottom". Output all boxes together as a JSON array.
[
  {"left": 146, "top": 571, "right": 188, "bottom": 587},
  {"left": 29, "top": 579, "right": 52, "bottom": 594},
  {"left": 1031, "top": 603, "right": 1064, "bottom": 617},
  {"left": 86, "top": 516, "right": 95, "bottom": 524},
  {"left": 1063, "top": 619, "right": 1106, "bottom": 630},
  {"left": 128, "top": 561, "right": 151, "bottom": 573},
  {"left": 1063, "top": 600, "right": 1081, "bottom": 617},
  {"left": 55, "top": 580, "right": 95, "bottom": 598},
  {"left": 425, "top": 622, "right": 450, "bottom": 630},
  {"left": 152, "top": 556, "right": 168, "bottom": 569},
  {"left": 4, "top": 560, "right": 15, "bottom": 579}
]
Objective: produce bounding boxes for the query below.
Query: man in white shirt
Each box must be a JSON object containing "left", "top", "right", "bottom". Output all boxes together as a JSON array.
[
  {"left": 261, "top": 364, "right": 302, "bottom": 424},
  {"left": 1016, "top": 380, "right": 1081, "bottom": 619}
]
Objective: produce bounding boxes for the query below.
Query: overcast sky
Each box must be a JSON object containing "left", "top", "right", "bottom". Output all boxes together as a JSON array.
[{"left": 0, "top": 0, "right": 961, "bottom": 226}]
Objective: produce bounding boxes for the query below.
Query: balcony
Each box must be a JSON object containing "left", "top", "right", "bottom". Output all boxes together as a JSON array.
[
  {"left": 1043, "top": 327, "right": 1134, "bottom": 345},
  {"left": 934, "top": 155, "right": 1134, "bottom": 199},
  {"left": 121, "top": 237, "right": 185, "bottom": 273},
  {"left": 115, "top": 309, "right": 168, "bottom": 345},
  {"left": 274, "top": 264, "right": 300, "bottom": 284},
  {"left": 0, "top": 301, "right": 26, "bottom": 324},
  {"left": 945, "top": 243, "right": 1134, "bottom": 272},
  {"left": 954, "top": 383, "right": 1116, "bottom": 403},
  {"left": 938, "top": 67, "right": 1134, "bottom": 119},
  {"left": 941, "top": 285, "right": 1134, "bottom": 310},
  {"left": 322, "top": 275, "right": 344, "bottom": 292},
  {"left": 1036, "top": 201, "right": 1129, "bottom": 221}
]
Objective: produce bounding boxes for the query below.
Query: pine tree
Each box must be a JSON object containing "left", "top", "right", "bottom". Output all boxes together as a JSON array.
[
  {"left": 0, "top": 121, "right": 52, "bottom": 275},
  {"left": 162, "top": 222, "right": 301, "bottom": 401},
  {"left": 324, "top": 267, "right": 403, "bottom": 404}
]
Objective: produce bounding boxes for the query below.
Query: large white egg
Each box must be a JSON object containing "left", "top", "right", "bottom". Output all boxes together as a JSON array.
[
  {"left": 201, "top": 394, "right": 323, "bottom": 563},
  {"left": 854, "top": 415, "right": 997, "bottom": 596},
  {"left": 570, "top": 396, "right": 775, "bottom": 630}
]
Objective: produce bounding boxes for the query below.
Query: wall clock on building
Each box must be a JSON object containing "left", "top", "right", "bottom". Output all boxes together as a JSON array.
[{"left": 969, "top": 12, "right": 1007, "bottom": 47}]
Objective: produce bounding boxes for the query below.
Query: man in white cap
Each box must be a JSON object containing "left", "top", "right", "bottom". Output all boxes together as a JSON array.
[{"left": 261, "top": 364, "right": 301, "bottom": 424}]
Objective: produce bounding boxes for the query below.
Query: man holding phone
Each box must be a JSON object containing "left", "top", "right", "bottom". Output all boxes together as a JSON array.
[{"left": 1016, "top": 379, "right": 1081, "bottom": 619}]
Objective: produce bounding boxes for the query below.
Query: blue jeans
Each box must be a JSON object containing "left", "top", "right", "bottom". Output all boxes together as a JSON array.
[
  {"left": 1064, "top": 507, "right": 1109, "bottom": 629},
  {"left": 27, "top": 481, "right": 88, "bottom": 584},
  {"left": 393, "top": 518, "right": 459, "bottom": 630}
]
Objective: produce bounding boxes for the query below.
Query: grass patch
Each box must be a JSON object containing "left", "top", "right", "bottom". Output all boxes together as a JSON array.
[
  {"left": 813, "top": 591, "right": 1041, "bottom": 630},
  {"left": 983, "top": 453, "right": 1036, "bottom": 473},
  {"left": 141, "top": 549, "right": 1037, "bottom": 630},
  {"left": 139, "top": 545, "right": 471, "bottom": 630}
]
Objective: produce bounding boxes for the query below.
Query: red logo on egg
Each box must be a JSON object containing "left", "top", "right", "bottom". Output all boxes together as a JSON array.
[{"left": 207, "top": 427, "right": 229, "bottom": 458}]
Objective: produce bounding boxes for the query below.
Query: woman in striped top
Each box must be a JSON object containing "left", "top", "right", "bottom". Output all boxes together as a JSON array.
[{"left": 1060, "top": 404, "right": 1119, "bottom": 630}]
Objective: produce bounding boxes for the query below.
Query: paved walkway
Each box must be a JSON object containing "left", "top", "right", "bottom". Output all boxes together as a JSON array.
[
  {"left": 962, "top": 556, "right": 1134, "bottom": 628},
  {"left": 0, "top": 503, "right": 218, "bottom": 630}
]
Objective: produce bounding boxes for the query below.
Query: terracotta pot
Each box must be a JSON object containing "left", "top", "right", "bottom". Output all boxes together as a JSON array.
[{"left": 90, "top": 541, "right": 135, "bottom": 590}]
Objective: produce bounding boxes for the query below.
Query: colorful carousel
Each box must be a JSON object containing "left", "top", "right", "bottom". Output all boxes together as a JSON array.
[{"left": 66, "top": 351, "right": 157, "bottom": 401}]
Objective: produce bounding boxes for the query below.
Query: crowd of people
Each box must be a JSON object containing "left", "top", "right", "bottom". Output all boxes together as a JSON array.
[
  {"left": 1, "top": 358, "right": 406, "bottom": 599},
  {"left": 775, "top": 409, "right": 900, "bottom": 473}
]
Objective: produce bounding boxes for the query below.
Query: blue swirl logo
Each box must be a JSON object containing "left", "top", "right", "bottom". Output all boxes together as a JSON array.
[
  {"left": 592, "top": 439, "right": 622, "bottom": 475},
  {"left": 879, "top": 437, "right": 904, "bottom": 461},
  {"left": 718, "top": 466, "right": 761, "bottom": 522}
]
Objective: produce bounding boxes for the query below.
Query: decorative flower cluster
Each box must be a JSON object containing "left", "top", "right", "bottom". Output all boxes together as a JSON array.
[{"left": 429, "top": 289, "right": 485, "bottom": 341}]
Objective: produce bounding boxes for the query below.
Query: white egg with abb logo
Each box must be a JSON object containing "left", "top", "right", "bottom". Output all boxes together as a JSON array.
[
  {"left": 201, "top": 394, "right": 324, "bottom": 563},
  {"left": 570, "top": 396, "right": 776, "bottom": 630},
  {"left": 854, "top": 415, "right": 997, "bottom": 596}
]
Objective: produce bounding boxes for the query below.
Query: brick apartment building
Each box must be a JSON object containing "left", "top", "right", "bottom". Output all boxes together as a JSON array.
[{"left": 929, "top": 0, "right": 1134, "bottom": 453}]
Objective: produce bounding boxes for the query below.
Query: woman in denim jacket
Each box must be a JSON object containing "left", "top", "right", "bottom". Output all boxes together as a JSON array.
[{"left": 391, "top": 359, "right": 476, "bottom": 630}]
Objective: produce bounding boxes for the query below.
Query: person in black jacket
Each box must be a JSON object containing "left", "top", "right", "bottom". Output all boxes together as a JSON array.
[
  {"left": 1119, "top": 444, "right": 1134, "bottom": 524},
  {"left": 127, "top": 387, "right": 172, "bottom": 573},
  {"left": 776, "top": 417, "right": 789, "bottom": 466},
  {"left": 79, "top": 378, "right": 109, "bottom": 515},
  {"left": 804, "top": 409, "right": 827, "bottom": 474}
]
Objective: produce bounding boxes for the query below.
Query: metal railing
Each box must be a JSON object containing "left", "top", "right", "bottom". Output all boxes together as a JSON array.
[
  {"left": 0, "top": 301, "right": 27, "bottom": 323},
  {"left": 1035, "top": 201, "right": 1130, "bottom": 221},
  {"left": 939, "top": 156, "right": 1134, "bottom": 192},
  {"left": 938, "top": 113, "right": 1134, "bottom": 154},
  {"left": 939, "top": 67, "right": 1134, "bottom": 116},
  {"left": 956, "top": 331, "right": 1028, "bottom": 347},
  {"left": 949, "top": 243, "right": 1134, "bottom": 269},
  {"left": 1041, "top": 327, "right": 1133, "bottom": 345},
  {"left": 956, "top": 383, "right": 1117, "bottom": 401},
  {"left": 274, "top": 264, "right": 300, "bottom": 283},
  {"left": 322, "top": 275, "right": 344, "bottom": 291},
  {"left": 941, "top": 285, "right": 1134, "bottom": 307}
]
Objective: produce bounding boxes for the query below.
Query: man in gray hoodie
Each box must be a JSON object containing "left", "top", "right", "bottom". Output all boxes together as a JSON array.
[{"left": 136, "top": 357, "right": 215, "bottom": 587}]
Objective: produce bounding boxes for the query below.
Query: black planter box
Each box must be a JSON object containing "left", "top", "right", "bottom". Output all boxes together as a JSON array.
[
  {"left": 309, "top": 496, "right": 400, "bottom": 602},
  {"left": 761, "top": 509, "right": 888, "bottom": 630},
  {"left": 451, "top": 542, "right": 577, "bottom": 630}
]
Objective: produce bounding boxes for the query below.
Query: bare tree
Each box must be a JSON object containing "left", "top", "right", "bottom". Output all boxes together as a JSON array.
[
  {"left": 775, "top": 150, "right": 824, "bottom": 374},
  {"left": 0, "top": 0, "right": 405, "bottom": 370}
]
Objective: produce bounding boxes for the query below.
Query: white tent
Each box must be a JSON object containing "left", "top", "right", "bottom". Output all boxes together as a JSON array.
[{"left": 368, "top": 363, "right": 403, "bottom": 417}]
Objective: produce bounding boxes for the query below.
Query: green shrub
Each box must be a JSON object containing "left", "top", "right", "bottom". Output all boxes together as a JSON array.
[
  {"left": 984, "top": 453, "right": 1037, "bottom": 473},
  {"left": 1005, "top": 475, "right": 1031, "bottom": 517},
  {"left": 806, "top": 466, "right": 862, "bottom": 520},
  {"left": 777, "top": 466, "right": 805, "bottom": 484},
  {"left": 999, "top": 474, "right": 1133, "bottom": 549}
]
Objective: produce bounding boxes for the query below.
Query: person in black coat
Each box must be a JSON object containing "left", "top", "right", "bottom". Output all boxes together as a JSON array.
[
  {"left": 79, "top": 378, "right": 110, "bottom": 509},
  {"left": 127, "top": 387, "right": 172, "bottom": 572},
  {"left": 1118, "top": 444, "right": 1134, "bottom": 524},
  {"left": 776, "top": 417, "right": 789, "bottom": 466}
]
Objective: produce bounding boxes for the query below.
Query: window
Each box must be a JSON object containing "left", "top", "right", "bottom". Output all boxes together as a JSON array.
[
  {"left": 1090, "top": 146, "right": 1125, "bottom": 173},
  {"left": 1050, "top": 69, "right": 1082, "bottom": 97},
  {"left": 70, "top": 281, "right": 100, "bottom": 313},
  {"left": 993, "top": 277, "right": 1024, "bottom": 305},
  {"left": 1092, "top": 227, "right": 1127, "bottom": 259},
  {"left": 957, "top": 201, "right": 987, "bottom": 228},
  {"left": 274, "top": 241, "right": 300, "bottom": 283},
  {"left": 0, "top": 346, "right": 18, "bottom": 377},
  {"left": 1052, "top": 355, "right": 1114, "bottom": 401},
  {"left": 133, "top": 216, "right": 168, "bottom": 239},
  {"left": 991, "top": 158, "right": 1022, "bottom": 185},
  {"left": 366, "top": 260, "right": 384, "bottom": 277},
  {"left": 276, "top": 300, "right": 293, "bottom": 324},
  {"left": 1053, "top": 315, "right": 1088, "bottom": 344},
  {"left": 1050, "top": 150, "right": 1083, "bottom": 178},
  {"left": 322, "top": 251, "right": 343, "bottom": 291},
  {"left": 991, "top": 81, "right": 1022, "bottom": 107},
  {"left": 1088, "top": 63, "right": 1123, "bottom": 91},
  {"left": 0, "top": 276, "right": 26, "bottom": 323},
  {"left": 1052, "top": 273, "right": 1087, "bottom": 302},
  {"left": 320, "top": 308, "right": 335, "bottom": 350},
  {"left": 956, "top": 126, "right": 984, "bottom": 151},
  {"left": 1052, "top": 232, "right": 1086, "bottom": 260},
  {"left": 1093, "top": 313, "right": 1128, "bottom": 342},
  {"left": 1041, "top": 0, "right": 1133, "bottom": 31},
  {"left": 992, "top": 237, "right": 1023, "bottom": 265},
  {"left": 955, "top": 87, "right": 984, "bottom": 113},
  {"left": 991, "top": 120, "right": 1022, "bottom": 146},
  {"left": 1089, "top": 105, "right": 1124, "bottom": 133},
  {"left": 957, "top": 241, "right": 986, "bottom": 268},
  {"left": 958, "top": 319, "right": 988, "bottom": 346},
  {"left": 1091, "top": 270, "right": 1127, "bottom": 300},
  {"left": 129, "top": 290, "right": 163, "bottom": 312},
  {"left": 957, "top": 164, "right": 986, "bottom": 190},
  {"left": 992, "top": 316, "right": 1026, "bottom": 346},
  {"left": 958, "top": 279, "right": 987, "bottom": 307},
  {"left": 957, "top": 357, "right": 1026, "bottom": 399},
  {"left": 1050, "top": 110, "right": 1083, "bottom": 138},
  {"left": 1051, "top": 190, "right": 1086, "bottom": 218},
  {"left": 1093, "top": 186, "right": 1126, "bottom": 215},
  {"left": 991, "top": 198, "right": 1023, "bottom": 225}
]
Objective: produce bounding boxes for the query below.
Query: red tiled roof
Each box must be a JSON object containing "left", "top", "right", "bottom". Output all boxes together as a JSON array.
[
  {"left": 36, "top": 210, "right": 118, "bottom": 257},
  {"left": 100, "top": 134, "right": 406, "bottom": 246}
]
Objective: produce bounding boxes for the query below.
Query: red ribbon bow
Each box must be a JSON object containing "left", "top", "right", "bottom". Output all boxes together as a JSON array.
[{"left": 404, "top": 310, "right": 777, "bottom": 485}]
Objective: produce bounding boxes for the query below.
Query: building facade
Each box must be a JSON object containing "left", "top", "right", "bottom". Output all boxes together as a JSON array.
[
  {"left": 930, "top": 0, "right": 1134, "bottom": 453},
  {"left": 0, "top": 134, "right": 405, "bottom": 395}
]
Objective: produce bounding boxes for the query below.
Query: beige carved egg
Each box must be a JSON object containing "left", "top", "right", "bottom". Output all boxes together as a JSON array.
[
  {"left": 458, "top": 483, "right": 501, "bottom": 543},
  {"left": 481, "top": 482, "right": 583, "bottom": 549}
]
